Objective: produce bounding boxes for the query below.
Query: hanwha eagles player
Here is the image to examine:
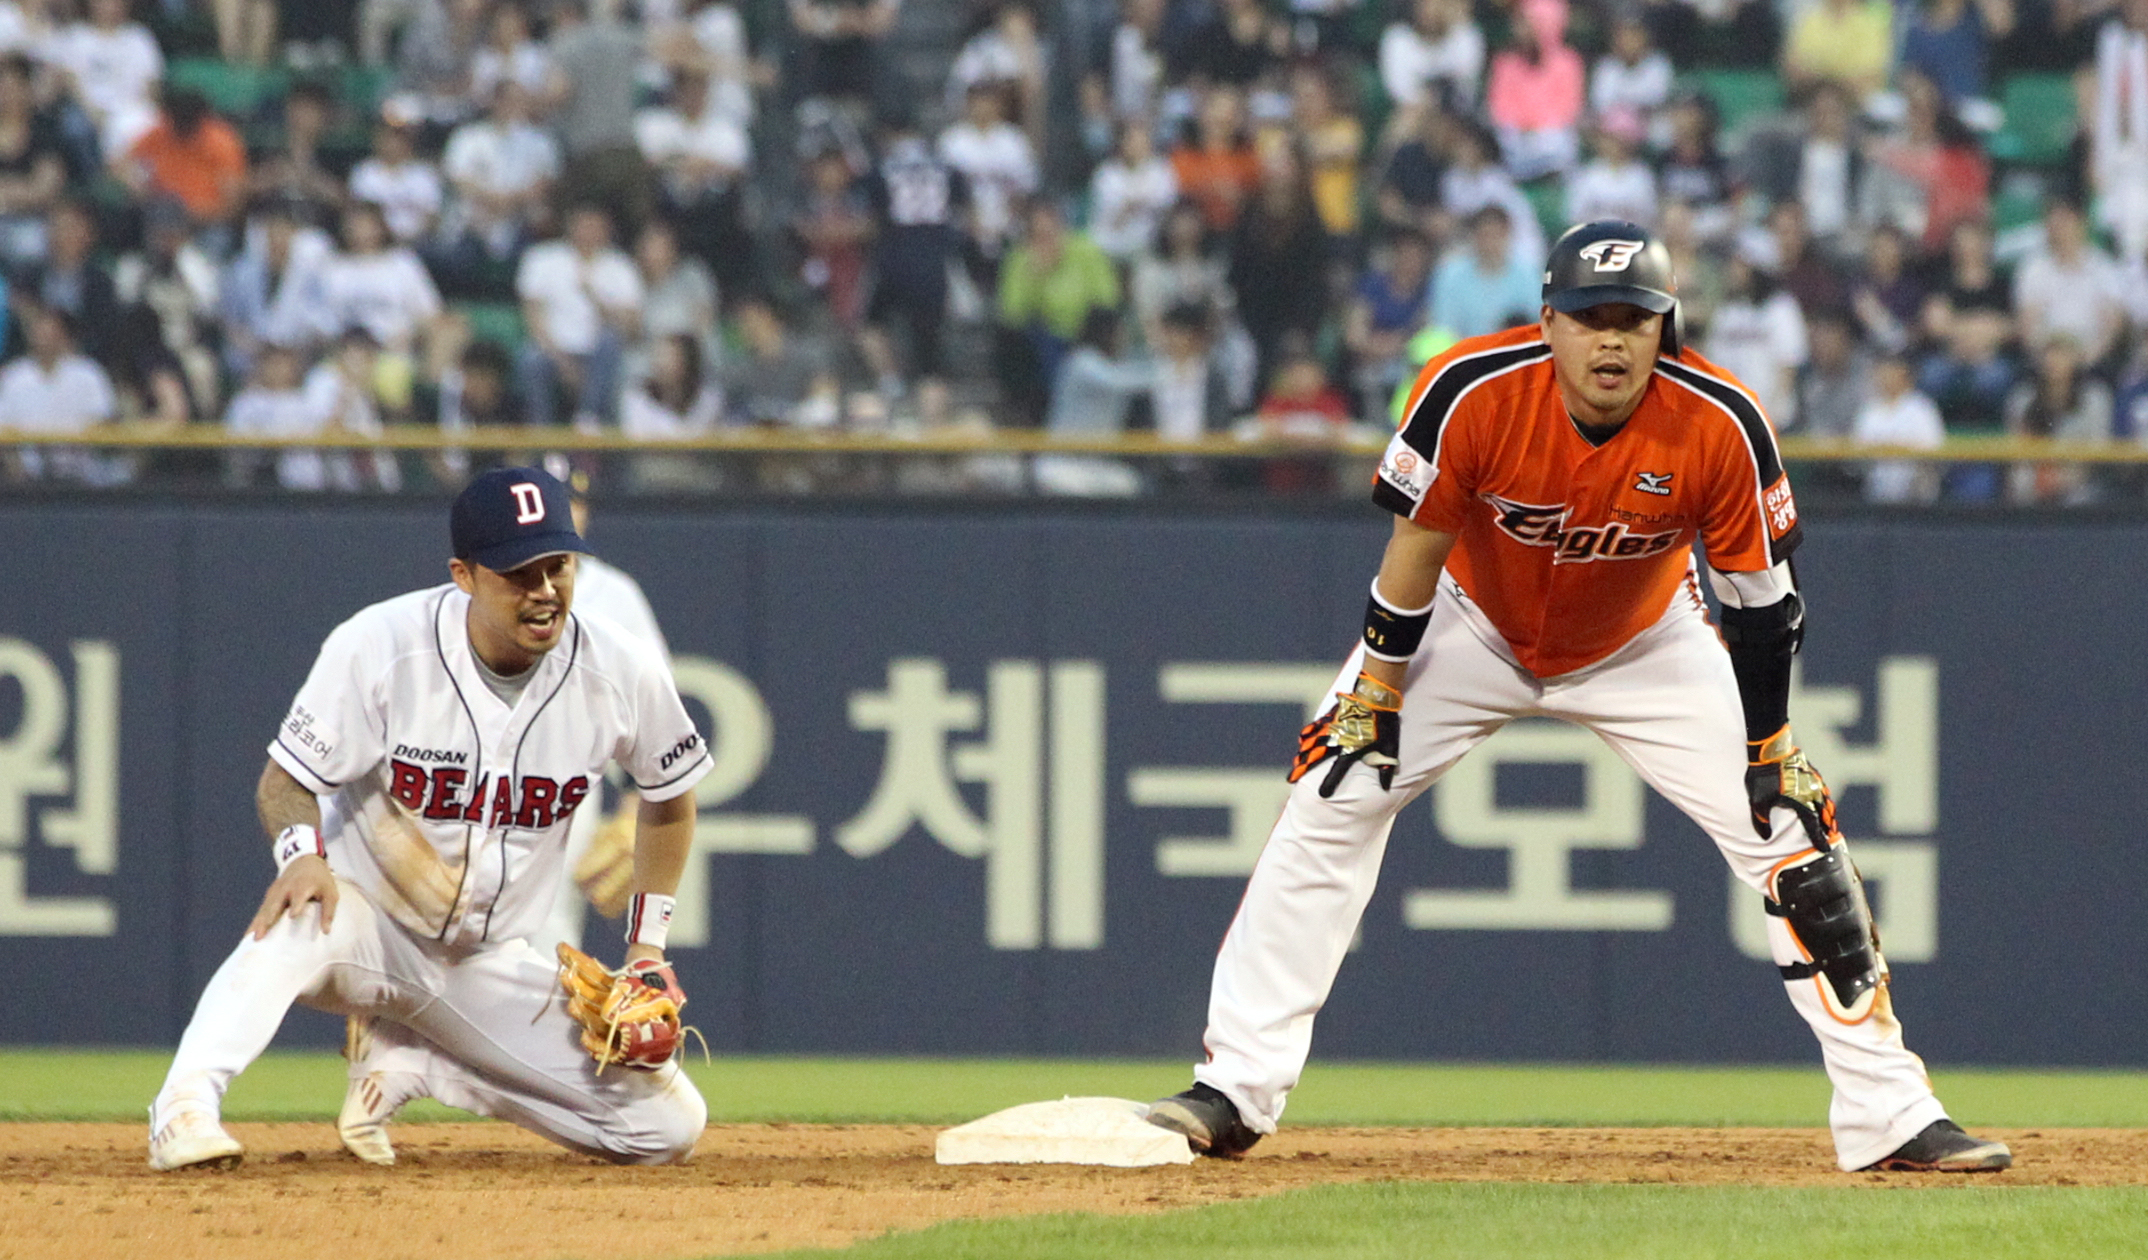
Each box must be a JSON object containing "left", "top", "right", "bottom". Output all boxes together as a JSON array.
[
  {"left": 1147, "top": 221, "right": 2012, "bottom": 1174},
  {"left": 148, "top": 466, "right": 712, "bottom": 1170}
]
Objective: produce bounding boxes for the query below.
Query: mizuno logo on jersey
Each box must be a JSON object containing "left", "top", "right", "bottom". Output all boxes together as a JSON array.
[
  {"left": 386, "top": 758, "right": 594, "bottom": 830},
  {"left": 1485, "top": 494, "right": 1682, "bottom": 563},
  {"left": 1634, "top": 471, "right": 1673, "bottom": 496}
]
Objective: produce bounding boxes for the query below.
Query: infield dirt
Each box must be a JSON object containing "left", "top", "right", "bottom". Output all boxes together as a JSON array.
[{"left": 7, "top": 1123, "right": 2142, "bottom": 1260}]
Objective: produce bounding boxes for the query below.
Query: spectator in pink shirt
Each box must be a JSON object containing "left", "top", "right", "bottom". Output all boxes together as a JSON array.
[{"left": 1485, "top": 0, "right": 1583, "bottom": 179}]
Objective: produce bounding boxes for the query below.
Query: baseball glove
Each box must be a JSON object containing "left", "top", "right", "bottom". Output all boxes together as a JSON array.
[
  {"left": 572, "top": 801, "right": 640, "bottom": 919},
  {"left": 556, "top": 943, "right": 688, "bottom": 1071}
]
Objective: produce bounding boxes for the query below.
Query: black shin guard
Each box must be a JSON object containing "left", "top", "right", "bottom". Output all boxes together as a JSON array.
[{"left": 1765, "top": 845, "right": 1882, "bottom": 1022}]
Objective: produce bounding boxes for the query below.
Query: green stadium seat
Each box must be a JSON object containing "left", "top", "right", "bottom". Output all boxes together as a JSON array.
[
  {"left": 1674, "top": 69, "right": 1786, "bottom": 139},
  {"left": 1522, "top": 178, "right": 1566, "bottom": 242},
  {"left": 1988, "top": 73, "right": 2078, "bottom": 168},
  {"left": 457, "top": 301, "right": 525, "bottom": 350},
  {"left": 166, "top": 57, "right": 290, "bottom": 119}
]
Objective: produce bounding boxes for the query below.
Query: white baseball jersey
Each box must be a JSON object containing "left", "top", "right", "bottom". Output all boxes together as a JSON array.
[{"left": 268, "top": 583, "right": 712, "bottom": 949}]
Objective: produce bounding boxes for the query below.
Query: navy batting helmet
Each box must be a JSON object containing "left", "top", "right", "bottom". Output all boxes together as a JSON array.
[{"left": 1541, "top": 220, "right": 1682, "bottom": 356}]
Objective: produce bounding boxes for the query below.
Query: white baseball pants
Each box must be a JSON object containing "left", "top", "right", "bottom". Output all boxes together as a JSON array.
[
  {"left": 1192, "top": 577, "right": 1948, "bottom": 1171},
  {"left": 154, "top": 882, "right": 705, "bottom": 1163}
]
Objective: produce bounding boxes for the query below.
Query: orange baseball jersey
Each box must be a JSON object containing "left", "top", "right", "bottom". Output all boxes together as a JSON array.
[{"left": 1374, "top": 325, "right": 1802, "bottom": 677}]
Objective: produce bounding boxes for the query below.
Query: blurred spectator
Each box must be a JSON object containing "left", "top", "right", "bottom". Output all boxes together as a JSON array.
[
  {"left": 471, "top": 0, "right": 555, "bottom": 113},
  {"left": 2006, "top": 334, "right": 2112, "bottom": 503},
  {"left": 1590, "top": 14, "right": 1672, "bottom": 133},
  {"left": 1150, "top": 298, "right": 1231, "bottom": 439},
  {"left": 1791, "top": 307, "right": 1871, "bottom": 439},
  {"left": 1921, "top": 217, "right": 2013, "bottom": 349},
  {"left": 349, "top": 103, "right": 444, "bottom": 247},
  {"left": 545, "top": 0, "right": 654, "bottom": 231},
  {"left": 20, "top": 199, "right": 122, "bottom": 367},
  {"left": 1292, "top": 62, "right": 1363, "bottom": 243},
  {"left": 516, "top": 203, "right": 642, "bottom": 427},
  {"left": 116, "top": 88, "right": 247, "bottom": 228},
  {"left": 1774, "top": 81, "right": 1863, "bottom": 245},
  {"left": 0, "top": 52, "right": 64, "bottom": 272},
  {"left": 44, "top": 0, "right": 163, "bottom": 161},
  {"left": 1759, "top": 200, "right": 1849, "bottom": 319},
  {"left": 1251, "top": 350, "right": 1352, "bottom": 493},
  {"left": 1854, "top": 349, "right": 1946, "bottom": 503},
  {"left": 787, "top": 0, "right": 902, "bottom": 117},
  {"left": 722, "top": 292, "right": 839, "bottom": 427},
  {"left": 304, "top": 329, "right": 404, "bottom": 491},
  {"left": 1172, "top": 0, "right": 1284, "bottom": 89},
  {"left": 1130, "top": 198, "right": 1232, "bottom": 343},
  {"left": 1441, "top": 120, "right": 1544, "bottom": 264},
  {"left": 2116, "top": 324, "right": 2148, "bottom": 439},
  {"left": 1782, "top": 0, "right": 1894, "bottom": 103},
  {"left": 1344, "top": 226, "right": 1432, "bottom": 418},
  {"left": 1171, "top": 85, "right": 1259, "bottom": 233},
  {"left": 1563, "top": 108, "right": 1657, "bottom": 228},
  {"left": 114, "top": 195, "right": 218, "bottom": 418},
  {"left": 1898, "top": 0, "right": 2013, "bottom": 109},
  {"left": 634, "top": 65, "right": 752, "bottom": 291},
  {"left": 1704, "top": 253, "right": 1809, "bottom": 425},
  {"left": 946, "top": 1, "right": 1048, "bottom": 149},
  {"left": 321, "top": 199, "right": 446, "bottom": 416},
  {"left": 997, "top": 198, "right": 1121, "bottom": 424},
  {"left": 1484, "top": 0, "right": 1584, "bottom": 179},
  {"left": 631, "top": 216, "right": 720, "bottom": 383},
  {"left": 1038, "top": 306, "right": 1148, "bottom": 497},
  {"left": 440, "top": 79, "right": 560, "bottom": 278},
  {"left": 860, "top": 110, "right": 965, "bottom": 425},
  {"left": 647, "top": 0, "right": 761, "bottom": 129},
  {"left": 1847, "top": 222, "right": 1924, "bottom": 353},
  {"left": 0, "top": 301, "right": 121, "bottom": 486},
  {"left": 1643, "top": 0, "right": 1781, "bottom": 70},
  {"left": 1863, "top": 70, "right": 1990, "bottom": 253},
  {"left": 222, "top": 342, "right": 314, "bottom": 489},
  {"left": 1918, "top": 298, "right": 2015, "bottom": 499},
  {"left": 1087, "top": 115, "right": 1177, "bottom": 263},
  {"left": 1655, "top": 91, "right": 1736, "bottom": 242},
  {"left": 434, "top": 337, "right": 518, "bottom": 484},
  {"left": 1428, "top": 203, "right": 1538, "bottom": 338},
  {"left": 620, "top": 330, "right": 725, "bottom": 491},
  {"left": 1657, "top": 198, "right": 1727, "bottom": 338},
  {"left": 1227, "top": 141, "right": 1326, "bottom": 387},
  {"left": 2095, "top": 0, "right": 2148, "bottom": 265},
  {"left": 1374, "top": 92, "right": 1454, "bottom": 241},
  {"left": 388, "top": 0, "right": 489, "bottom": 123},
  {"left": 1106, "top": 0, "right": 1165, "bottom": 123},
  {"left": 212, "top": 0, "right": 277, "bottom": 66},
  {"left": 1072, "top": 68, "right": 1116, "bottom": 183},
  {"left": 794, "top": 141, "right": 871, "bottom": 328},
  {"left": 1379, "top": 0, "right": 1485, "bottom": 126},
  {"left": 938, "top": 82, "right": 1037, "bottom": 277},
  {"left": 246, "top": 79, "right": 347, "bottom": 226},
  {"left": 220, "top": 197, "right": 336, "bottom": 380},
  {"left": 2014, "top": 197, "right": 2129, "bottom": 367}
]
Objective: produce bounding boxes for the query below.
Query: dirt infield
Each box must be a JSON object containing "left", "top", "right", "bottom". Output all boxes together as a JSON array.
[{"left": 9, "top": 1123, "right": 2144, "bottom": 1260}]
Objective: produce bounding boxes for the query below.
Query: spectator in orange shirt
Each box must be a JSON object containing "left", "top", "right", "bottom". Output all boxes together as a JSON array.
[
  {"left": 116, "top": 89, "right": 248, "bottom": 227},
  {"left": 1170, "top": 86, "right": 1260, "bottom": 233}
]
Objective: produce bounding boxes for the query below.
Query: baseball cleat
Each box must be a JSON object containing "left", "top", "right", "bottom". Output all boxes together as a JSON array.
[
  {"left": 339, "top": 1015, "right": 397, "bottom": 1166},
  {"left": 1146, "top": 1083, "right": 1262, "bottom": 1158},
  {"left": 1861, "top": 1119, "right": 2012, "bottom": 1172},
  {"left": 148, "top": 1105, "right": 244, "bottom": 1172}
]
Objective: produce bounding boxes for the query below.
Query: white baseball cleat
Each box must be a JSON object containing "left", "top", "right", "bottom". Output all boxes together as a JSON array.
[
  {"left": 148, "top": 1105, "right": 243, "bottom": 1172},
  {"left": 339, "top": 1015, "right": 397, "bottom": 1166}
]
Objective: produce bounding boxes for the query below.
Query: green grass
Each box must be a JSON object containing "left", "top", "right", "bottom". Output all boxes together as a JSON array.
[
  {"left": 750, "top": 1182, "right": 2148, "bottom": 1260},
  {"left": 9, "top": 1051, "right": 2148, "bottom": 1128}
]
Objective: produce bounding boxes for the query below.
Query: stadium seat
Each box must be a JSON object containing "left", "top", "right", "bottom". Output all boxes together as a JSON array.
[
  {"left": 1987, "top": 73, "right": 2077, "bottom": 168},
  {"left": 1675, "top": 69, "right": 1785, "bottom": 140},
  {"left": 166, "top": 57, "right": 290, "bottom": 119},
  {"left": 457, "top": 301, "right": 525, "bottom": 350},
  {"left": 1522, "top": 179, "right": 1565, "bottom": 242}
]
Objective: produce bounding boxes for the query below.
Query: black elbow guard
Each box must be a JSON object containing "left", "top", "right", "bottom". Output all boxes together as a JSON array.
[{"left": 1720, "top": 594, "right": 1802, "bottom": 744}]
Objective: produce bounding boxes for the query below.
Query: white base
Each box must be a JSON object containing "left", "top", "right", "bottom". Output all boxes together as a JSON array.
[{"left": 934, "top": 1096, "right": 1197, "bottom": 1167}]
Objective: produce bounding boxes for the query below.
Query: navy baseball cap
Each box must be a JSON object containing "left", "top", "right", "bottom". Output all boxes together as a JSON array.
[{"left": 450, "top": 466, "right": 593, "bottom": 571}]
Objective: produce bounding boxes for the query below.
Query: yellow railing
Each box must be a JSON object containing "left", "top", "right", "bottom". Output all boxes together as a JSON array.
[{"left": 2, "top": 425, "right": 2145, "bottom": 463}]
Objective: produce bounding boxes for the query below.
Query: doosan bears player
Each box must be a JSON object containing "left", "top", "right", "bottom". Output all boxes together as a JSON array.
[
  {"left": 149, "top": 466, "right": 713, "bottom": 1171},
  {"left": 1147, "top": 222, "right": 2011, "bottom": 1174}
]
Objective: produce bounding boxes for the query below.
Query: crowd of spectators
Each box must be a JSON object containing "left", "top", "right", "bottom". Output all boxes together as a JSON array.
[{"left": 1, "top": 0, "right": 2147, "bottom": 502}]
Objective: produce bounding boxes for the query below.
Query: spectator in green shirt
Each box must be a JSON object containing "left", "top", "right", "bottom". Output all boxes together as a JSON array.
[{"left": 995, "top": 199, "right": 1121, "bottom": 423}]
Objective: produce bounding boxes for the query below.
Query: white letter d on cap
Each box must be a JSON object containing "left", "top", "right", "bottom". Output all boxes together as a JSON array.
[{"left": 510, "top": 482, "right": 545, "bottom": 524}]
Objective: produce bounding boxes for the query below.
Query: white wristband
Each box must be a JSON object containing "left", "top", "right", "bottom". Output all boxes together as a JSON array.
[
  {"left": 273, "top": 824, "right": 326, "bottom": 872},
  {"left": 626, "top": 893, "right": 675, "bottom": 950}
]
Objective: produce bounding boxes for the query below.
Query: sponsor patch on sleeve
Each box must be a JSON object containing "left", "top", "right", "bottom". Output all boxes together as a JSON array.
[
  {"left": 1376, "top": 432, "right": 1434, "bottom": 505},
  {"left": 1763, "top": 476, "right": 1798, "bottom": 537}
]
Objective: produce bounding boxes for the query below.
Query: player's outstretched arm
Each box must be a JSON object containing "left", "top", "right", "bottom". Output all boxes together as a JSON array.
[
  {"left": 248, "top": 760, "right": 338, "bottom": 938},
  {"left": 1361, "top": 517, "right": 1456, "bottom": 694}
]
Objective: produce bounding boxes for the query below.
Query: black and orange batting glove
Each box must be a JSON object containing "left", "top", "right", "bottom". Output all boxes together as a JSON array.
[
  {"left": 1292, "top": 672, "right": 1403, "bottom": 798},
  {"left": 1744, "top": 725, "right": 1841, "bottom": 847}
]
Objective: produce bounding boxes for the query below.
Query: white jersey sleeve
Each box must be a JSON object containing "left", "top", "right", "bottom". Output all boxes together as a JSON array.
[
  {"left": 611, "top": 642, "right": 710, "bottom": 802},
  {"left": 269, "top": 610, "right": 392, "bottom": 792}
]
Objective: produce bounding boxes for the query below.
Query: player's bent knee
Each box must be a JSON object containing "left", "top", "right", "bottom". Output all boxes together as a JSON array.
[{"left": 600, "top": 1069, "right": 707, "bottom": 1165}]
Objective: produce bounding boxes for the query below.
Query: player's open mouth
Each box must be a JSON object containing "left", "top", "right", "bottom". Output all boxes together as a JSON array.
[
  {"left": 523, "top": 609, "right": 561, "bottom": 637},
  {"left": 1590, "top": 363, "right": 1628, "bottom": 387}
]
